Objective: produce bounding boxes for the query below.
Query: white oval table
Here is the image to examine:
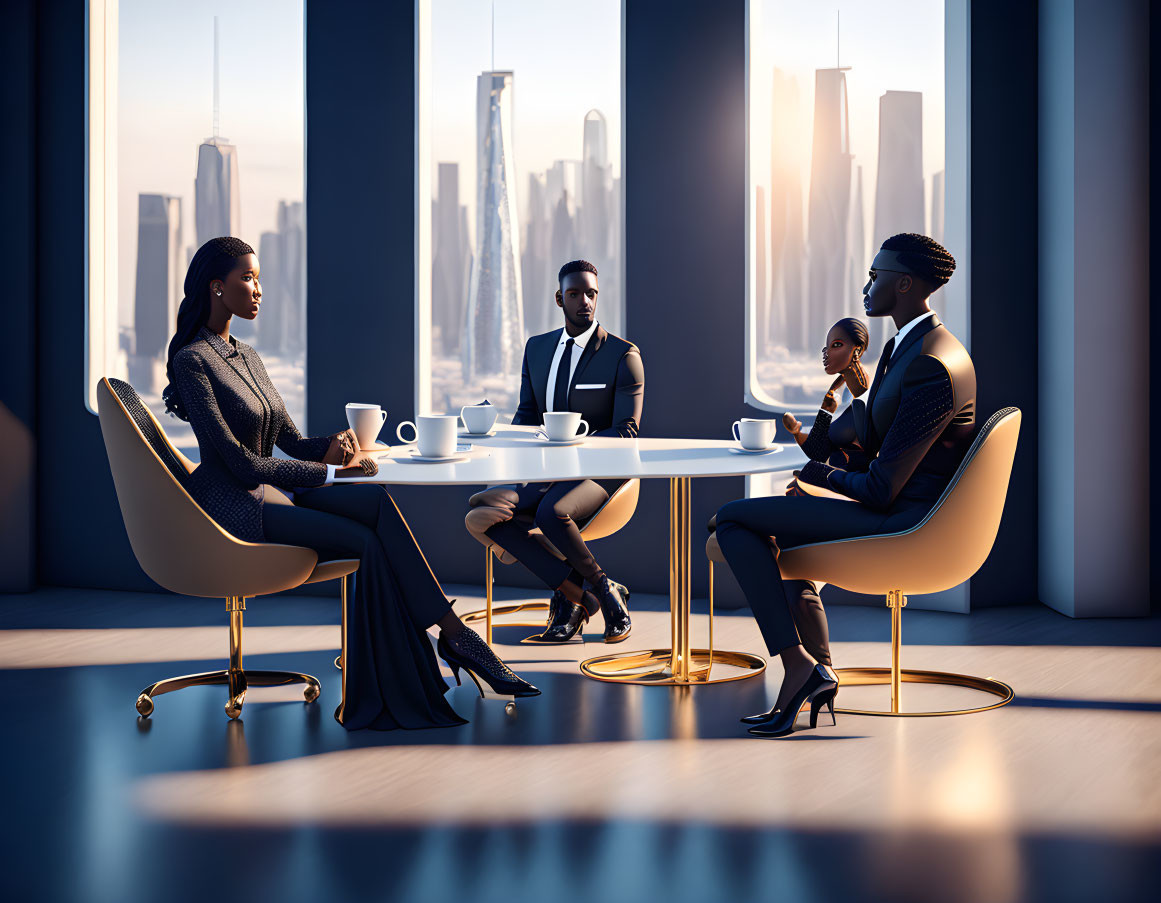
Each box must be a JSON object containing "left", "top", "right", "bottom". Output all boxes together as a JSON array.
[{"left": 337, "top": 425, "right": 807, "bottom": 685}]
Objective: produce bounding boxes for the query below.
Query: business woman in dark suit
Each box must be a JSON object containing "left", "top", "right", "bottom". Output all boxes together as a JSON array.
[
  {"left": 163, "top": 237, "right": 538, "bottom": 732},
  {"left": 716, "top": 233, "right": 975, "bottom": 737},
  {"left": 465, "top": 260, "right": 644, "bottom": 643}
]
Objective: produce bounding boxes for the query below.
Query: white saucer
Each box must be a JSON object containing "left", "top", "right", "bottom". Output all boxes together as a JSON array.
[
  {"left": 458, "top": 428, "right": 496, "bottom": 438},
  {"left": 405, "top": 450, "right": 472, "bottom": 464},
  {"left": 360, "top": 441, "right": 391, "bottom": 457},
  {"left": 533, "top": 436, "right": 585, "bottom": 447},
  {"left": 727, "top": 445, "right": 781, "bottom": 456}
]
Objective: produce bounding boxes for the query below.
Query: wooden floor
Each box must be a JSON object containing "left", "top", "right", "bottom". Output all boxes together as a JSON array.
[{"left": 1, "top": 585, "right": 1159, "bottom": 903}]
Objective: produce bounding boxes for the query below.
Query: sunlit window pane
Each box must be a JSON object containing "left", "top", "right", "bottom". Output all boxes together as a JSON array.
[
  {"left": 750, "top": 1, "right": 947, "bottom": 408},
  {"left": 424, "top": 0, "right": 623, "bottom": 415},
  {"left": 88, "top": 1, "right": 306, "bottom": 455}
]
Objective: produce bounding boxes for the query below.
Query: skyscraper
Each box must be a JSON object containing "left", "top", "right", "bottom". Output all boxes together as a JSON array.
[
  {"left": 522, "top": 172, "right": 553, "bottom": 337},
  {"left": 931, "top": 169, "right": 946, "bottom": 246},
  {"left": 755, "top": 184, "right": 768, "bottom": 352},
  {"left": 433, "top": 162, "right": 471, "bottom": 355},
  {"left": 807, "top": 66, "right": 853, "bottom": 346},
  {"left": 769, "top": 69, "right": 807, "bottom": 351},
  {"left": 579, "top": 109, "right": 619, "bottom": 332},
  {"left": 195, "top": 20, "right": 240, "bottom": 247},
  {"left": 871, "top": 90, "right": 924, "bottom": 351},
  {"left": 464, "top": 70, "right": 524, "bottom": 380},
  {"left": 130, "top": 193, "right": 182, "bottom": 393},
  {"left": 846, "top": 164, "right": 867, "bottom": 318}
]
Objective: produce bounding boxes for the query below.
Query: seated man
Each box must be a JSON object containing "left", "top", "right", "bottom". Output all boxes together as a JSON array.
[
  {"left": 715, "top": 233, "right": 975, "bottom": 737},
  {"left": 465, "top": 260, "right": 644, "bottom": 643}
]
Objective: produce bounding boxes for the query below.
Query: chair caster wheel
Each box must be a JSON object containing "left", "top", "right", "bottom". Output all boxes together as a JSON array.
[
  {"left": 334, "top": 655, "right": 342, "bottom": 670},
  {"left": 505, "top": 702, "right": 516, "bottom": 715},
  {"left": 225, "top": 698, "right": 244, "bottom": 720},
  {"left": 136, "top": 694, "right": 154, "bottom": 717},
  {"left": 304, "top": 682, "right": 320, "bottom": 703}
]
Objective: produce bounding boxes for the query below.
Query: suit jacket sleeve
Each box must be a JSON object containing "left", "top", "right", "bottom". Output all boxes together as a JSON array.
[
  {"left": 174, "top": 349, "right": 328, "bottom": 490},
  {"left": 245, "top": 350, "right": 332, "bottom": 462},
  {"left": 511, "top": 345, "right": 540, "bottom": 426},
  {"left": 592, "top": 349, "right": 644, "bottom": 438},
  {"left": 801, "top": 355, "right": 955, "bottom": 510}
]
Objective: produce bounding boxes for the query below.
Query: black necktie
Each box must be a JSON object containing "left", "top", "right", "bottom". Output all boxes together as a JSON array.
[{"left": 553, "top": 338, "right": 575, "bottom": 412}]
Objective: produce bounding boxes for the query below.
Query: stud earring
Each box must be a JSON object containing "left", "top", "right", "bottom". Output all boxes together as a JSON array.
[{"left": 216, "top": 290, "right": 222, "bottom": 296}]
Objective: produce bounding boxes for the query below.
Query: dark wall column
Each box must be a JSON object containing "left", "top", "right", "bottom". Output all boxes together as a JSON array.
[
  {"left": 0, "top": 0, "right": 38, "bottom": 592},
  {"left": 967, "top": 0, "right": 1040, "bottom": 607},
  {"left": 35, "top": 0, "right": 153, "bottom": 590}
]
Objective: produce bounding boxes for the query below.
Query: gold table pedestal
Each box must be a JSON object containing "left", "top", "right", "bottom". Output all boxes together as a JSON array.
[{"left": 580, "top": 477, "right": 767, "bottom": 686}]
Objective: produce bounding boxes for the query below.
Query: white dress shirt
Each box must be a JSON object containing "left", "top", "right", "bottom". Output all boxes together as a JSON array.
[{"left": 545, "top": 319, "right": 599, "bottom": 412}]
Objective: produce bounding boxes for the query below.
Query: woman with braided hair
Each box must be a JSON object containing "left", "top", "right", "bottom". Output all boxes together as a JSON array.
[
  {"left": 715, "top": 233, "right": 976, "bottom": 738},
  {"left": 164, "top": 237, "right": 538, "bottom": 732}
]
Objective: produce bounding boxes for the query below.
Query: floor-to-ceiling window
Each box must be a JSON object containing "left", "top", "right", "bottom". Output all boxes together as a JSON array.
[
  {"left": 746, "top": 0, "right": 967, "bottom": 415},
  {"left": 86, "top": 0, "right": 307, "bottom": 453},
  {"left": 417, "top": 0, "right": 624, "bottom": 416}
]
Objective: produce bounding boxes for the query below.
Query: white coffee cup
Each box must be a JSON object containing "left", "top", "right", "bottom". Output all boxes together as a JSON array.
[
  {"left": 461, "top": 403, "right": 498, "bottom": 435},
  {"left": 396, "top": 415, "right": 458, "bottom": 458},
  {"left": 346, "top": 403, "right": 387, "bottom": 450},
  {"left": 732, "top": 417, "right": 775, "bottom": 450},
  {"left": 542, "top": 411, "right": 590, "bottom": 442}
]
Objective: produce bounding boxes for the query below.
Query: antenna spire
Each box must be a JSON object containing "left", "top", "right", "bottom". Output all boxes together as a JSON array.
[
  {"left": 491, "top": 2, "right": 495, "bottom": 71},
  {"left": 837, "top": 10, "right": 841, "bottom": 69},
  {"left": 212, "top": 16, "right": 220, "bottom": 140}
]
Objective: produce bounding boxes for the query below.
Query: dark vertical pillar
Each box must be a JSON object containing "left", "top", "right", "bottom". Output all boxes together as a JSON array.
[
  {"left": 306, "top": 0, "right": 418, "bottom": 436},
  {"left": 34, "top": 0, "right": 152, "bottom": 590},
  {"left": 621, "top": 0, "right": 749, "bottom": 598},
  {"left": 0, "top": 0, "right": 37, "bottom": 591},
  {"left": 967, "top": 0, "right": 1040, "bottom": 607}
]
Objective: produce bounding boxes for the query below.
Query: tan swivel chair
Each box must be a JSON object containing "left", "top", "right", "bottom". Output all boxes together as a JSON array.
[
  {"left": 706, "top": 407, "right": 1021, "bottom": 716},
  {"left": 462, "top": 479, "right": 642, "bottom": 643},
  {"left": 97, "top": 378, "right": 358, "bottom": 720}
]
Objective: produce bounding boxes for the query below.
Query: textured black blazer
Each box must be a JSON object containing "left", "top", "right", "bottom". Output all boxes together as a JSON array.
[
  {"left": 172, "top": 328, "right": 331, "bottom": 541},
  {"left": 802, "top": 314, "right": 976, "bottom": 510},
  {"left": 512, "top": 325, "right": 644, "bottom": 438}
]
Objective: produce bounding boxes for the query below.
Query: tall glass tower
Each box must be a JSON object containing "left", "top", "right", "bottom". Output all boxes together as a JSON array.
[{"left": 464, "top": 70, "right": 524, "bottom": 380}]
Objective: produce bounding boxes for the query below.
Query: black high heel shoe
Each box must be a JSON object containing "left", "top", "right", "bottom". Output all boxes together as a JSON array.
[
  {"left": 747, "top": 665, "right": 837, "bottom": 738},
  {"left": 437, "top": 631, "right": 541, "bottom": 698},
  {"left": 740, "top": 707, "right": 780, "bottom": 725},
  {"left": 743, "top": 668, "right": 839, "bottom": 725},
  {"left": 809, "top": 687, "right": 837, "bottom": 728}
]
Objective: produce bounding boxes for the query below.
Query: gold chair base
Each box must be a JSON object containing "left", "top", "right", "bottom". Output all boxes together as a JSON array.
[
  {"left": 580, "top": 648, "right": 766, "bottom": 685},
  {"left": 462, "top": 600, "right": 552, "bottom": 643},
  {"left": 136, "top": 668, "right": 321, "bottom": 719},
  {"left": 833, "top": 667, "right": 1014, "bottom": 716}
]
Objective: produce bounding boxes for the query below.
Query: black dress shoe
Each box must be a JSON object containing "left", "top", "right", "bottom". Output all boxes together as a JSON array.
[
  {"left": 741, "top": 668, "right": 839, "bottom": 724},
  {"left": 739, "top": 707, "right": 780, "bottom": 725},
  {"left": 590, "top": 575, "right": 632, "bottom": 643},
  {"left": 529, "top": 590, "right": 599, "bottom": 643},
  {"left": 437, "top": 631, "right": 540, "bottom": 697},
  {"left": 747, "top": 665, "right": 837, "bottom": 738}
]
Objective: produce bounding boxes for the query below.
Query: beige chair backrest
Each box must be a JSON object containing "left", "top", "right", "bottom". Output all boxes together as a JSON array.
[
  {"left": 97, "top": 378, "right": 317, "bottom": 598},
  {"left": 580, "top": 478, "right": 641, "bottom": 540},
  {"left": 778, "top": 408, "right": 1021, "bottom": 595}
]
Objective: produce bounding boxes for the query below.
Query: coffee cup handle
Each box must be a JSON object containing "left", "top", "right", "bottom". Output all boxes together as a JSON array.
[
  {"left": 732, "top": 420, "right": 741, "bottom": 442},
  {"left": 396, "top": 421, "right": 417, "bottom": 444},
  {"left": 379, "top": 410, "right": 387, "bottom": 425},
  {"left": 576, "top": 419, "right": 589, "bottom": 438}
]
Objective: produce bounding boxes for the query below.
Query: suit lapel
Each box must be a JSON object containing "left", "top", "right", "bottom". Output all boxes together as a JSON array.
[
  {"left": 569, "top": 325, "right": 606, "bottom": 393},
  {"left": 531, "top": 329, "right": 563, "bottom": 413},
  {"left": 863, "top": 337, "right": 894, "bottom": 445}
]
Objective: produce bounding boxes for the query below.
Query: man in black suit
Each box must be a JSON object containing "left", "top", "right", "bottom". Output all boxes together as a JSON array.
[
  {"left": 465, "top": 260, "right": 644, "bottom": 643},
  {"left": 715, "top": 233, "right": 975, "bottom": 732}
]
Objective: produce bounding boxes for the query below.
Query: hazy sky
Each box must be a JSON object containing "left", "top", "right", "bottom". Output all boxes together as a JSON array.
[
  {"left": 116, "top": 0, "right": 304, "bottom": 325},
  {"left": 752, "top": 0, "right": 945, "bottom": 257}
]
